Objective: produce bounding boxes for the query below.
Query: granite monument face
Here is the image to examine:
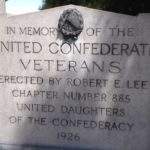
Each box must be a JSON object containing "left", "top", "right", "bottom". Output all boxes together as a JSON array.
[{"left": 0, "top": 5, "right": 150, "bottom": 150}]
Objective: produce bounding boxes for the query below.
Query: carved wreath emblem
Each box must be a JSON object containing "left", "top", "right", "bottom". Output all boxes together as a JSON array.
[{"left": 58, "top": 9, "right": 84, "bottom": 43}]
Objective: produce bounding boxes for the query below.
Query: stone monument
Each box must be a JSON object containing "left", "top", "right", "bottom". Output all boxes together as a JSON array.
[{"left": 0, "top": 2, "right": 150, "bottom": 150}]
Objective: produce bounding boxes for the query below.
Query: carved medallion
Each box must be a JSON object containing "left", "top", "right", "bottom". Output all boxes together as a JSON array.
[{"left": 58, "top": 9, "right": 84, "bottom": 43}]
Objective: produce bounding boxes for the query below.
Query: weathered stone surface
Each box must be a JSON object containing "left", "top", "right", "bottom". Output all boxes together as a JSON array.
[
  {"left": 0, "top": 0, "right": 6, "bottom": 14},
  {"left": 0, "top": 5, "right": 150, "bottom": 150}
]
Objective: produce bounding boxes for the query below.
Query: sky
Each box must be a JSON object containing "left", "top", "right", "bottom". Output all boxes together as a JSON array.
[{"left": 6, "top": 0, "right": 42, "bottom": 15}]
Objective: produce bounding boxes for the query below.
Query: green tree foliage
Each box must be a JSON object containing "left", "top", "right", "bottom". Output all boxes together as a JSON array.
[{"left": 40, "top": 0, "right": 150, "bottom": 15}]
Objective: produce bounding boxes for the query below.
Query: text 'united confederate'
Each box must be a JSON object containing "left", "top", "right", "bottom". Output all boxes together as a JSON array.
[{"left": 0, "top": 41, "right": 150, "bottom": 56}]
